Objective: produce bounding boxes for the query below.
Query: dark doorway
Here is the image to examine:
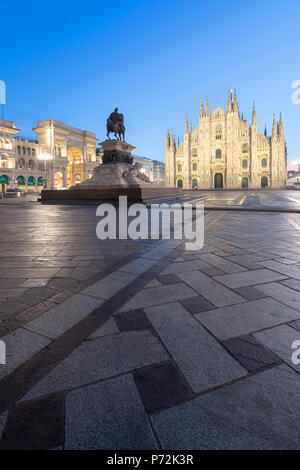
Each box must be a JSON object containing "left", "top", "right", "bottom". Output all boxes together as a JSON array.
[
  {"left": 261, "top": 176, "right": 268, "bottom": 188},
  {"left": 214, "top": 173, "right": 223, "bottom": 189},
  {"left": 242, "top": 177, "right": 248, "bottom": 189}
]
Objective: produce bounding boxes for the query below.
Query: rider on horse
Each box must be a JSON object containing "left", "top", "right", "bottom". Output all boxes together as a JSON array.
[{"left": 107, "top": 107, "right": 126, "bottom": 142}]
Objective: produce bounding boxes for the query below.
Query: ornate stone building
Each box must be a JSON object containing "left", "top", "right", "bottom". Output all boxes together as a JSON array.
[
  {"left": 0, "top": 118, "right": 99, "bottom": 192},
  {"left": 165, "top": 91, "right": 287, "bottom": 189}
]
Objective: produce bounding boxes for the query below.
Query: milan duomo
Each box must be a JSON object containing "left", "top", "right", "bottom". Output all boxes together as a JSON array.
[{"left": 165, "top": 90, "right": 287, "bottom": 189}]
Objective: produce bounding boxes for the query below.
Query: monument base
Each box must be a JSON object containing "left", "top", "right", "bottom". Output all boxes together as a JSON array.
[
  {"left": 40, "top": 139, "right": 183, "bottom": 203},
  {"left": 40, "top": 185, "right": 183, "bottom": 204}
]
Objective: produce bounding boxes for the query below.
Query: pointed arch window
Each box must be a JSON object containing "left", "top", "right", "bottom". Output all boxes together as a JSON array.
[
  {"left": 242, "top": 159, "right": 248, "bottom": 169},
  {"left": 242, "top": 144, "right": 248, "bottom": 153},
  {"left": 177, "top": 164, "right": 182, "bottom": 172},
  {"left": 192, "top": 163, "right": 197, "bottom": 172}
]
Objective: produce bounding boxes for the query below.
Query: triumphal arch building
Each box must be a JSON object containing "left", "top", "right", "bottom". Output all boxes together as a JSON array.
[{"left": 34, "top": 120, "right": 98, "bottom": 188}]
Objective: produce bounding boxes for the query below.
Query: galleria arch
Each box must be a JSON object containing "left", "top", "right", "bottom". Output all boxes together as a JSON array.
[{"left": 33, "top": 120, "right": 98, "bottom": 189}]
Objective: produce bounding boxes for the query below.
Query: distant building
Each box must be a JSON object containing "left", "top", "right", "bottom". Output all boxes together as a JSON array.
[
  {"left": 153, "top": 161, "right": 165, "bottom": 184},
  {"left": 165, "top": 90, "right": 287, "bottom": 189},
  {"left": 132, "top": 155, "right": 154, "bottom": 181}
]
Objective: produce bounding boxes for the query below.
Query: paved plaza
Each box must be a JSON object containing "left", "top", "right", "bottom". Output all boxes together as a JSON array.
[{"left": 0, "top": 190, "right": 300, "bottom": 449}]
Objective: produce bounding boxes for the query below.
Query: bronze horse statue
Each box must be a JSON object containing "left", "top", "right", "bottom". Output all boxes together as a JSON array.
[{"left": 106, "top": 107, "right": 126, "bottom": 142}]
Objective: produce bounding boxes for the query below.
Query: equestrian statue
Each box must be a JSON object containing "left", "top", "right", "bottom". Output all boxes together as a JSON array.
[{"left": 106, "top": 107, "right": 126, "bottom": 142}]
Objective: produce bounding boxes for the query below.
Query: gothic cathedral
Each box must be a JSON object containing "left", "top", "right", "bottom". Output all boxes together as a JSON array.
[{"left": 165, "top": 91, "right": 287, "bottom": 189}]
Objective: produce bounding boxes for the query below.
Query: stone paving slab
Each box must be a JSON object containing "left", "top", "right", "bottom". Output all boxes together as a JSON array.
[
  {"left": 0, "top": 268, "right": 61, "bottom": 279},
  {"left": 255, "top": 282, "right": 300, "bottom": 311},
  {"left": 119, "top": 257, "right": 157, "bottom": 274},
  {"left": 233, "top": 286, "right": 267, "bottom": 300},
  {"left": 214, "top": 269, "right": 287, "bottom": 288},
  {"left": 119, "top": 283, "right": 197, "bottom": 311},
  {"left": 196, "top": 298, "right": 300, "bottom": 340},
  {"left": 280, "top": 278, "right": 300, "bottom": 292},
  {"left": 254, "top": 324, "right": 300, "bottom": 373},
  {"left": 150, "top": 365, "right": 300, "bottom": 450},
  {"left": 133, "top": 361, "right": 192, "bottom": 412},
  {"left": 197, "top": 253, "right": 248, "bottom": 273},
  {"left": 0, "top": 328, "right": 50, "bottom": 380},
  {"left": 82, "top": 271, "right": 137, "bottom": 300},
  {"left": 145, "top": 302, "right": 246, "bottom": 393},
  {"left": 160, "top": 260, "right": 211, "bottom": 275},
  {"left": 24, "top": 294, "right": 102, "bottom": 339},
  {"left": 22, "top": 330, "right": 169, "bottom": 401},
  {"left": 65, "top": 375, "right": 158, "bottom": 450},
  {"left": 225, "top": 254, "right": 275, "bottom": 269},
  {"left": 88, "top": 317, "right": 119, "bottom": 339},
  {"left": 291, "top": 319, "right": 300, "bottom": 332},
  {"left": 0, "top": 394, "right": 65, "bottom": 450},
  {"left": 258, "top": 260, "right": 300, "bottom": 280},
  {"left": 177, "top": 270, "right": 245, "bottom": 307},
  {"left": 222, "top": 335, "right": 280, "bottom": 371}
]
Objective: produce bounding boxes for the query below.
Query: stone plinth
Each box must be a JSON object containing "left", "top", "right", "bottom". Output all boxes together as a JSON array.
[{"left": 76, "top": 140, "right": 152, "bottom": 187}]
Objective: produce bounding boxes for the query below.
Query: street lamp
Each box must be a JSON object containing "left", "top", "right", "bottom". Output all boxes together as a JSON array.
[{"left": 38, "top": 153, "right": 53, "bottom": 189}]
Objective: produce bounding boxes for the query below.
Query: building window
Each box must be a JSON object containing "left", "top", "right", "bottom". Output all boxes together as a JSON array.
[
  {"left": 242, "top": 144, "right": 248, "bottom": 153},
  {"left": 215, "top": 149, "right": 222, "bottom": 159},
  {"left": 177, "top": 164, "right": 182, "bottom": 172},
  {"left": 22, "top": 147, "right": 26, "bottom": 155},
  {"left": 242, "top": 159, "right": 248, "bottom": 169},
  {"left": 177, "top": 179, "right": 183, "bottom": 188},
  {"left": 27, "top": 148, "right": 31, "bottom": 156},
  {"left": 17, "top": 145, "right": 21, "bottom": 154},
  {"left": 28, "top": 159, "right": 35, "bottom": 169},
  {"left": 216, "top": 125, "right": 222, "bottom": 140},
  {"left": 261, "top": 158, "right": 267, "bottom": 168},
  {"left": 192, "top": 163, "right": 197, "bottom": 171},
  {"left": 18, "top": 158, "right": 25, "bottom": 169},
  {"left": 32, "top": 149, "right": 36, "bottom": 157}
]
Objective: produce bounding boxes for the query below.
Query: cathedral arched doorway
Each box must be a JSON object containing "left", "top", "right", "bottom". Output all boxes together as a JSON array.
[
  {"left": 177, "top": 179, "right": 183, "bottom": 188},
  {"left": 67, "top": 147, "right": 83, "bottom": 187},
  {"left": 242, "top": 177, "right": 248, "bottom": 189},
  {"left": 261, "top": 176, "right": 268, "bottom": 188},
  {"left": 214, "top": 173, "right": 223, "bottom": 189}
]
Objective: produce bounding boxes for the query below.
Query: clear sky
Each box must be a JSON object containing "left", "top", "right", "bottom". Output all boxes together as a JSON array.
[{"left": 1, "top": 0, "right": 300, "bottom": 166}]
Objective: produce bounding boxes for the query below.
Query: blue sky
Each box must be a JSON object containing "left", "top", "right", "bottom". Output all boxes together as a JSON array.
[{"left": 1, "top": 0, "right": 300, "bottom": 166}]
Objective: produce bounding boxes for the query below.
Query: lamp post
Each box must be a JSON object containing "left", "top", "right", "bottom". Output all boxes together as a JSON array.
[{"left": 38, "top": 153, "right": 53, "bottom": 189}]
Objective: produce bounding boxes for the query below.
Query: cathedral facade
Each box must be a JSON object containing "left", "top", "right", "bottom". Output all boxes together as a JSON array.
[{"left": 165, "top": 91, "right": 287, "bottom": 189}]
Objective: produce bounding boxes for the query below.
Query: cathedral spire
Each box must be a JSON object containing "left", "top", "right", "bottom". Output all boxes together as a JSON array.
[
  {"left": 184, "top": 113, "right": 189, "bottom": 134},
  {"left": 264, "top": 124, "right": 267, "bottom": 136},
  {"left": 233, "top": 89, "right": 239, "bottom": 113},
  {"left": 272, "top": 113, "right": 277, "bottom": 139},
  {"left": 252, "top": 101, "right": 257, "bottom": 126},
  {"left": 279, "top": 112, "right": 284, "bottom": 140},
  {"left": 170, "top": 129, "right": 176, "bottom": 149},
  {"left": 205, "top": 96, "right": 209, "bottom": 116},
  {"left": 200, "top": 98, "right": 204, "bottom": 118},
  {"left": 165, "top": 129, "right": 170, "bottom": 148},
  {"left": 227, "top": 90, "right": 231, "bottom": 113}
]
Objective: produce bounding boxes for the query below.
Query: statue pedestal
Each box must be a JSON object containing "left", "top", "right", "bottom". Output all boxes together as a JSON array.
[
  {"left": 77, "top": 140, "right": 152, "bottom": 187},
  {"left": 40, "top": 140, "right": 183, "bottom": 203}
]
